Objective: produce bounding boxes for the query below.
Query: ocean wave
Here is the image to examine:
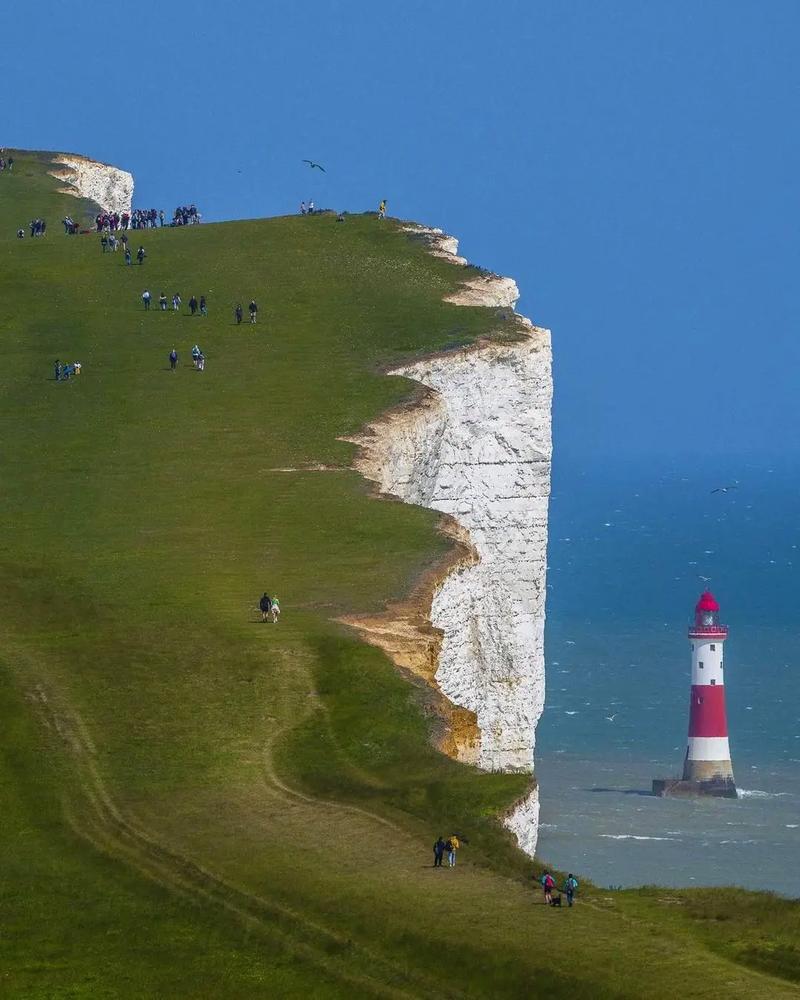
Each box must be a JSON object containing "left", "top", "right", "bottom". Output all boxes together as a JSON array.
[
  {"left": 598, "top": 834, "right": 681, "bottom": 842},
  {"left": 737, "top": 789, "right": 791, "bottom": 799}
]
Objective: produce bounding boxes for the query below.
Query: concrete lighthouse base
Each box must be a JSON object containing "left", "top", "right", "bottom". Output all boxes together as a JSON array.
[
  {"left": 682, "top": 756, "right": 735, "bottom": 784},
  {"left": 652, "top": 776, "right": 737, "bottom": 799}
]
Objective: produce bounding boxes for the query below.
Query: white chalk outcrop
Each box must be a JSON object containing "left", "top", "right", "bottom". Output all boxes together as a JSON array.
[
  {"left": 48, "top": 153, "right": 133, "bottom": 216},
  {"left": 350, "top": 226, "right": 551, "bottom": 856}
]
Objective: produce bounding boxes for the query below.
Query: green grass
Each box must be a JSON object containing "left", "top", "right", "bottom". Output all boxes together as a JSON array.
[{"left": 1, "top": 150, "right": 799, "bottom": 998}]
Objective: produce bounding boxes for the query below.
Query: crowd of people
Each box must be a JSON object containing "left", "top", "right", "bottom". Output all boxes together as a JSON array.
[
  {"left": 130, "top": 208, "right": 159, "bottom": 229},
  {"left": 28, "top": 219, "right": 47, "bottom": 237},
  {"left": 141, "top": 289, "right": 210, "bottom": 314},
  {"left": 173, "top": 204, "right": 200, "bottom": 225},
  {"left": 0, "top": 156, "right": 14, "bottom": 172},
  {"left": 96, "top": 209, "right": 157, "bottom": 231},
  {"left": 92, "top": 205, "right": 201, "bottom": 233}
]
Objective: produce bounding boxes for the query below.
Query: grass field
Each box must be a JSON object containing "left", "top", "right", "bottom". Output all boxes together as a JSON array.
[{"left": 1, "top": 151, "right": 799, "bottom": 998}]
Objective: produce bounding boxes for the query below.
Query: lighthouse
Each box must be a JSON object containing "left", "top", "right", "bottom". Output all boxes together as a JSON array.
[{"left": 653, "top": 591, "right": 737, "bottom": 798}]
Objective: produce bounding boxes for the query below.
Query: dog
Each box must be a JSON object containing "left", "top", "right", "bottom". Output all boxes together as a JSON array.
[{"left": 550, "top": 893, "right": 562, "bottom": 907}]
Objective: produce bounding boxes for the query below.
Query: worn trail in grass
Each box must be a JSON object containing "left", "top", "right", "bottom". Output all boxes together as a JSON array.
[{"left": 1, "top": 153, "right": 799, "bottom": 998}]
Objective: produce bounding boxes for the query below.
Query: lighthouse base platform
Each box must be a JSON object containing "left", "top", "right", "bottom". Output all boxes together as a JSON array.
[{"left": 652, "top": 777, "right": 737, "bottom": 799}]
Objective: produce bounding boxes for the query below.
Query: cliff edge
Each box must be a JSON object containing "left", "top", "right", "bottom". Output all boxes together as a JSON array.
[
  {"left": 47, "top": 152, "right": 133, "bottom": 216},
  {"left": 345, "top": 227, "right": 552, "bottom": 857}
]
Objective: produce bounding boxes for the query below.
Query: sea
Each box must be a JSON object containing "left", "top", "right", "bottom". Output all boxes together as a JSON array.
[{"left": 536, "top": 457, "right": 800, "bottom": 896}]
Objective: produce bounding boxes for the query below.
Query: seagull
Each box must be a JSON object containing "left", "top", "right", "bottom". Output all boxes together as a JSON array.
[
  {"left": 698, "top": 575, "right": 711, "bottom": 583},
  {"left": 605, "top": 714, "right": 617, "bottom": 722},
  {"left": 302, "top": 159, "right": 326, "bottom": 172},
  {"left": 710, "top": 484, "right": 738, "bottom": 494}
]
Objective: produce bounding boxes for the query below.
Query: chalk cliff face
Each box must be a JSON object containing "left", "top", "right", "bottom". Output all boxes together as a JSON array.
[
  {"left": 350, "top": 227, "right": 551, "bottom": 856},
  {"left": 48, "top": 153, "right": 134, "bottom": 216}
]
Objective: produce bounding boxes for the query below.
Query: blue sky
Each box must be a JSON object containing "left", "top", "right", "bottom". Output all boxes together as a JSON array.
[{"left": 4, "top": 1, "right": 799, "bottom": 462}]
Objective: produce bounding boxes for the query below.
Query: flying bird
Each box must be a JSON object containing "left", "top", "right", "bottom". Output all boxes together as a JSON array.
[
  {"left": 302, "top": 159, "right": 326, "bottom": 172},
  {"left": 605, "top": 714, "right": 617, "bottom": 723},
  {"left": 698, "top": 575, "right": 711, "bottom": 583},
  {"left": 710, "top": 484, "right": 738, "bottom": 494}
]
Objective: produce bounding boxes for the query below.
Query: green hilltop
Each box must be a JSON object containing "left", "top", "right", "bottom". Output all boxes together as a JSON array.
[{"left": 1, "top": 151, "right": 798, "bottom": 998}]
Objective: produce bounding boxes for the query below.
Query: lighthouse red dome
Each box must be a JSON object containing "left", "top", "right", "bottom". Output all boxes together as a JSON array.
[{"left": 695, "top": 591, "right": 720, "bottom": 613}]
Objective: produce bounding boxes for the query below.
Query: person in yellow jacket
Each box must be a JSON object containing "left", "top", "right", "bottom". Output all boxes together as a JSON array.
[{"left": 446, "top": 834, "right": 460, "bottom": 867}]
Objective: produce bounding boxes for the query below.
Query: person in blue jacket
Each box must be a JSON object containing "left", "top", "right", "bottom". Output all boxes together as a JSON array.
[{"left": 563, "top": 873, "right": 578, "bottom": 907}]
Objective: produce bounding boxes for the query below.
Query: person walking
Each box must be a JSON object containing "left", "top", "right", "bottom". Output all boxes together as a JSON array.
[
  {"left": 378, "top": 199, "right": 387, "bottom": 219},
  {"left": 172, "top": 293, "right": 182, "bottom": 311},
  {"left": 300, "top": 201, "right": 306, "bottom": 215},
  {"left": 249, "top": 300, "right": 258, "bottom": 324},
  {"left": 446, "top": 835, "right": 459, "bottom": 868},
  {"left": 54, "top": 360, "right": 62, "bottom": 382},
  {"left": 235, "top": 303, "right": 243, "bottom": 325},
  {"left": 197, "top": 352, "right": 205, "bottom": 372},
  {"left": 169, "top": 348, "right": 178, "bottom": 371},
  {"left": 159, "top": 292, "right": 168, "bottom": 311},
  {"left": 137, "top": 245, "right": 146, "bottom": 265},
  {"left": 541, "top": 871, "right": 555, "bottom": 905},
  {"left": 259, "top": 593, "right": 272, "bottom": 622},
  {"left": 189, "top": 295, "right": 198, "bottom": 316},
  {"left": 270, "top": 596, "right": 280, "bottom": 623},
  {"left": 199, "top": 295, "right": 207, "bottom": 316},
  {"left": 433, "top": 836, "right": 446, "bottom": 868},
  {"left": 563, "top": 874, "right": 578, "bottom": 907},
  {"left": 125, "top": 247, "right": 132, "bottom": 265},
  {"left": 142, "top": 289, "right": 151, "bottom": 310},
  {"left": 100, "top": 234, "right": 108, "bottom": 253}
]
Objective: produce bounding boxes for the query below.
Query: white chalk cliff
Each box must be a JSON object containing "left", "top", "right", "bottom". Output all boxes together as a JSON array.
[
  {"left": 48, "top": 153, "right": 133, "bottom": 216},
  {"left": 351, "top": 226, "right": 552, "bottom": 856}
]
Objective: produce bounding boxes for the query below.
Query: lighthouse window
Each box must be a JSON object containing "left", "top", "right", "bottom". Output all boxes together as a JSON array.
[
  {"left": 710, "top": 644, "right": 716, "bottom": 651},
  {"left": 698, "top": 661, "right": 704, "bottom": 669},
  {"left": 710, "top": 679, "right": 716, "bottom": 686}
]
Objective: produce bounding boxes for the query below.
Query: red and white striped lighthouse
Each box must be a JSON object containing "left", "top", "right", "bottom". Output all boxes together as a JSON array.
[{"left": 682, "top": 591, "right": 736, "bottom": 795}]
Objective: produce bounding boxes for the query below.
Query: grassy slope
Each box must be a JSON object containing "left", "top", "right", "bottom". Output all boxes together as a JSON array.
[{"left": 0, "top": 152, "right": 798, "bottom": 999}]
